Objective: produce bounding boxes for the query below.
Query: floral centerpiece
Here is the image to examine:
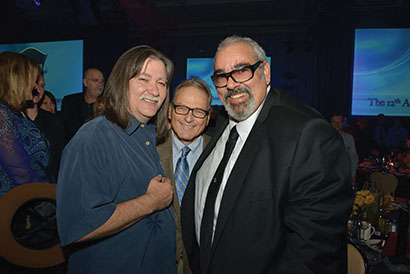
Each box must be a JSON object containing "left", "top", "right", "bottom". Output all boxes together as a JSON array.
[
  {"left": 353, "top": 190, "right": 378, "bottom": 224},
  {"left": 352, "top": 190, "right": 395, "bottom": 225}
]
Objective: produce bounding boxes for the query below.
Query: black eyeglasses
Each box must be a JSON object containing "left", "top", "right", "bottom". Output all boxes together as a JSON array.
[
  {"left": 211, "top": 61, "right": 264, "bottom": 88},
  {"left": 172, "top": 103, "right": 209, "bottom": 119}
]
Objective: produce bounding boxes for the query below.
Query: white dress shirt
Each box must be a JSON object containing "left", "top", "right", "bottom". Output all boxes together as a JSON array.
[
  {"left": 340, "top": 131, "right": 359, "bottom": 177},
  {"left": 195, "top": 86, "right": 270, "bottom": 244}
]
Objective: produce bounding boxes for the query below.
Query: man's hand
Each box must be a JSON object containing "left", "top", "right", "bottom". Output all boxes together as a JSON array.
[
  {"left": 76, "top": 174, "right": 174, "bottom": 243},
  {"left": 146, "top": 174, "right": 173, "bottom": 211}
]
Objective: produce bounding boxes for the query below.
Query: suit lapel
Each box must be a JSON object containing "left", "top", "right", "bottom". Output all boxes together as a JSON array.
[
  {"left": 180, "top": 129, "right": 223, "bottom": 272},
  {"left": 202, "top": 134, "right": 211, "bottom": 149},
  {"left": 191, "top": 122, "right": 228, "bottom": 180},
  {"left": 180, "top": 133, "right": 212, "bottom": 220},
  {"left": 158, "top": 136, "right": 174, "bottom": 181},
  {"left": 182, "top": 119, "right": 228, "bottom": 250},
  {"left": 157, "top": 137, "right": 181, "bottom": 219},
  {"left": 211, "top": 90, "right": 276, "bottom": 256}
]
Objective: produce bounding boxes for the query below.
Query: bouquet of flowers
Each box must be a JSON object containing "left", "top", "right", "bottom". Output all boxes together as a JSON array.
[
  {"left": 352, "top": 190, "right": 395, "bottom": 225},
  {"left": 353, "top": 190, "right": 378, "bottom": 223}
]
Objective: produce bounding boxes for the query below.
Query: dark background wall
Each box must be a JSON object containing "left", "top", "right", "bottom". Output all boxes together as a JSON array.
[{"left": 1, "top": 0, "right": 409, "bottom": 122}]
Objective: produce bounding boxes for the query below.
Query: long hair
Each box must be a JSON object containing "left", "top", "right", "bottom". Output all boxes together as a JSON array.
[
  {"left": 102, "top": 45, "right": 174, "bottom": 142},
  {"left": 0, "top": 52, "right": 39, "bottom": 112}
]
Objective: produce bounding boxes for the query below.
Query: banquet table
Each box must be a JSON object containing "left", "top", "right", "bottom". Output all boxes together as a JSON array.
[
  {"left": 351, "top": 165, "right": 410, "bottom": 273},
  {"left": 349, "top": 206, "right": 410, "bottom": 273}
]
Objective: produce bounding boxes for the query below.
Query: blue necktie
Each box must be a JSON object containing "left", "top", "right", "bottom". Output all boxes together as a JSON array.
[{"left": 175, "top": 146, "right": 191, "bottom": 203}]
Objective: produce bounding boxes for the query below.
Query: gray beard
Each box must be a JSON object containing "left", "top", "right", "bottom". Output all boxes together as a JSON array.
[{"left": 223, "top": 86, "right": 256, "bottom": 122}]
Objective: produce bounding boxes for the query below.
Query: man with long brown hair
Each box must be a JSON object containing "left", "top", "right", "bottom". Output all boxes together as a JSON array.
[{"left": 57, "top": 46, "right": 176, "bottom": 273}]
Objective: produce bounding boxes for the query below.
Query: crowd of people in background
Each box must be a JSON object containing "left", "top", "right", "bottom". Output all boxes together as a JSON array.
[
  {"left": 0, "top": 57, "right": 106, "bottom": 193},
  {"left": 342, "top": 114, "right": 409, "bottom": 162}
]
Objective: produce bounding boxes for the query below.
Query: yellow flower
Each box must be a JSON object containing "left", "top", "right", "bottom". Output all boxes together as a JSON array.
[
  {"left": 362, "top": 190, "right": 371, "bottom": 196},
  {"left": 355, "top": 196, "right": 365, "bottom": 206},
  {"left": 384, "top": 195, "right": 393, "bottom": 203},
  {"left": 364, "top": 194, "right": 375, "bottom": 205},
  {"left": 387, "top": 204, "right": 395, "bottom": 210}
]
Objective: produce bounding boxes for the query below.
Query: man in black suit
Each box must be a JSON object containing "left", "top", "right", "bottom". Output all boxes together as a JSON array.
[
  {"left": 60, "top": 68, "right": 104, "bottom": 141},
  {"left": 181, "top": 35, "right": 353, "bottom": 274}
]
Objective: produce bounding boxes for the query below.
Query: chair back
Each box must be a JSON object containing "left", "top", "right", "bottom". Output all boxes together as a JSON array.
[
  {"left": 347, "top": 243, "right": 366, "bottom": 274},
  {"left": 370, "top": 171, "right": 398, "bottom": 196}
]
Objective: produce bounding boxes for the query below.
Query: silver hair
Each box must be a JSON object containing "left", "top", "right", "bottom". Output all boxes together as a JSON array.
[
  {"left": 215, "top": 35, "right": 267, "bottom": 62},
  {"left": 215, "top": 35, "right": 267, "bottom": 81}
]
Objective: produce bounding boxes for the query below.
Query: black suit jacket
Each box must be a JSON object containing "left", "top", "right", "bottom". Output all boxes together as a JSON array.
[
  {"left": 181, "top": 88, "right": 353, "bottom": 274},
  {"left": 60, "top": 92, "right": 94, "bottom": 141}
]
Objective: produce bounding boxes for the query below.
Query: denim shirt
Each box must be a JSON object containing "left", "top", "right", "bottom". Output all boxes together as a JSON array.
[{"left": 57, "top": 115, "right": 176, "bottom": 274}]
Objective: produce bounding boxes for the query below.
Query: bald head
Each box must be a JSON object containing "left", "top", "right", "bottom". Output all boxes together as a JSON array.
[{"left": 83, "top": 68, "right": 104, "bottom": 101}]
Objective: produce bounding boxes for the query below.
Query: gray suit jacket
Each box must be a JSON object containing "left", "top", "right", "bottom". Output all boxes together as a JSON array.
[{"left": 157, "top": 132, "right": 211, "bottom": 274}]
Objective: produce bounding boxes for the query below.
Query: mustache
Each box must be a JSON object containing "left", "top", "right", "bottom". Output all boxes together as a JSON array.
[
  {"left": 224, "top": 86, "right": 251, "bottom": 101},
  {"left": 140, "top": 95, "right": 160, "bottom": 102}
]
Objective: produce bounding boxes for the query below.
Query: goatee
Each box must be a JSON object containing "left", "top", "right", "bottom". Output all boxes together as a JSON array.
[{"left": 223, "top": 86, "right": 255, "bottom": 122}]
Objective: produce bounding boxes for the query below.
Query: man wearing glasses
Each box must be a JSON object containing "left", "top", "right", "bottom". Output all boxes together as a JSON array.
[
  {"left": 181, "top": 36, "right": 353, "bottom": 274},
  {"left": 60, "top": 68, "right": 105, "bottom": 141},
  {"left": 157, "top": 77, "right": 212, "bottom": 274}
]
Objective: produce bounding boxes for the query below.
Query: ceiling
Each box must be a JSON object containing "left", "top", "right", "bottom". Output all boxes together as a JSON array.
[
  {"left": 120, "top": 0, "right": 321, "bottom": 36},
  {"left": 1, "top": 0, "right": 409, "bottom": 43}
]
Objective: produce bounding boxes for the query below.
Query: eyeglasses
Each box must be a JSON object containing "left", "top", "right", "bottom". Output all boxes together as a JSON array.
[
  {"left": 172, "top": 103, "right": 209, "bottom": 119},
  {"left": 211, "top": 61, "right": 264, "bottom": 88},
  {"left": 86, "top": 78, "right": 104, "bottom": 84}
]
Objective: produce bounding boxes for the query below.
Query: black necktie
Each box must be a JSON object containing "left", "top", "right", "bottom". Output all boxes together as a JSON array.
[{"left": 200, "top": 126, "right": 239, "bottom": 272}]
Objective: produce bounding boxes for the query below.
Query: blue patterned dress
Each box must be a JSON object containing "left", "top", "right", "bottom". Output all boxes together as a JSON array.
[{"left": 0, "top": 102, "right": 51, "bottom": 197}]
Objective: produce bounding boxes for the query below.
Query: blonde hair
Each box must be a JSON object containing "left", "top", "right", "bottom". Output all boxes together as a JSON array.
[{"left": 0, "top": 52, "right": 39, "bottom": 111}]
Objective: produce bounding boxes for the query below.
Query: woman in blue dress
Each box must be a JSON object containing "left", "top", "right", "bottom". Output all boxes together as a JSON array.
[{"left": 0, "top": 51, "right": 51, "bottom": 197}]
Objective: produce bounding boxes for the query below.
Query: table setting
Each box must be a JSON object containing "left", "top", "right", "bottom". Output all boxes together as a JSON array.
[
  {"left": 347, "top": 187, "right": 410, "bottom": 273},
  {"left": 356, "top": 150, "right": 410, "bottom": 203},
  {"left": 358, "top": 150, "right": 410, "bottom": 177}
]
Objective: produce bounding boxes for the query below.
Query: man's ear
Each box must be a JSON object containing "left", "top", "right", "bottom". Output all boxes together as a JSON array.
[
  {"left": 168, "top": 104, "right": 172, "bottom": 120},
  {"left": 205, "top": 113, "right": 210, "bottom": 126},
  {"left": 262, "top": 60, "right": 271, "bottom": 85},
  {"left": 83, "top": 78, "right": 88, "bottom": 88}
]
